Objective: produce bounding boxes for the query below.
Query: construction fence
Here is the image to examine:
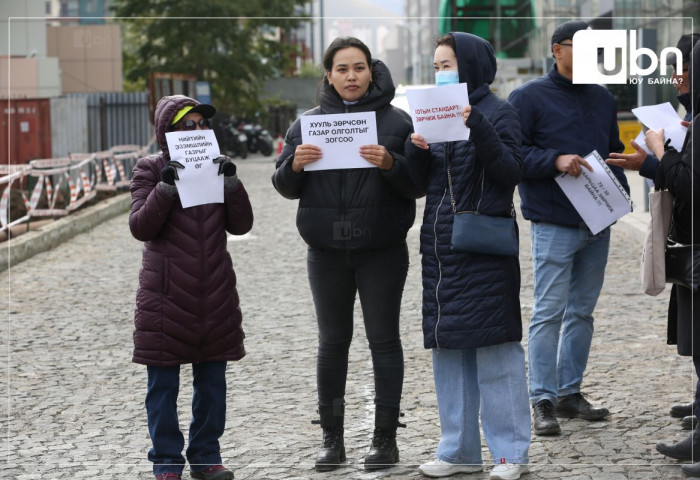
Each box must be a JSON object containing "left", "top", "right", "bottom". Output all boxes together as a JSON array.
[{"left": 0, "top": 140, "right": 155, "bottom": 235}]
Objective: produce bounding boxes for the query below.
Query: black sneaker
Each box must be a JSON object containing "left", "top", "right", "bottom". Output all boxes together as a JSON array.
[
  {"left": 190, "top": 465, "right": 233, "bottom": 480},
  {"left": 555, "top": 393, "right": 609, "bottom": 420},
  {"left": 533, "top": 400, "right": 561, "bottom": 435}
]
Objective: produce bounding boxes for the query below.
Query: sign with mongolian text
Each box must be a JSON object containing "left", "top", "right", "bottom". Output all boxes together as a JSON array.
[
  {"left": 406, "top": 83, "right": 470, "bottom": 143},
  {"left": 165, "top": 129, "right": 223, "bottom": 209},
  {"left": 300, "top": 112, "right": 378, "bottom": 171},
  {"left": 555, "top": 150, "right": 632, "bottom": 235}
]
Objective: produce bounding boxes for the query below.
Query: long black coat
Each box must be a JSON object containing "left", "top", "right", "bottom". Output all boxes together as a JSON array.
[
  {"left": 406, "top": 33, "right": 523, "bottom": 350},
  {"left": 657, "top": 42, "right": 700, "bottom": 356}
]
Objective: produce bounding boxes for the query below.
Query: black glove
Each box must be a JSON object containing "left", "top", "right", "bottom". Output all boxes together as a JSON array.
[
  {"left": 213, "top": 156, "right": 237, "bottom": 177},
  {"left": 160, "top": 160, "right": 185, "bottom": 185},
  {"left": 465, "top": 106, "right": 483, "bottom": 128}
]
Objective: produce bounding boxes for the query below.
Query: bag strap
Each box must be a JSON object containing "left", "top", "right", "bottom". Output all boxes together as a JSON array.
[
  {"left": 447, "top": 155, "right": 484, "bottom": 214},
  {"left": 446, "top": 152, "right": 516, "bottom": 218}
]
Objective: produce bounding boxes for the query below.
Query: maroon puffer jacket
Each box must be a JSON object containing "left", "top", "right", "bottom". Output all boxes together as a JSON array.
[{"left": 129, "top": 95, "right": 254, "bottom": 366}]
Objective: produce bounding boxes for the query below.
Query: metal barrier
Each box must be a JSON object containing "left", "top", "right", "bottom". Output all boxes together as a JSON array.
[
  {"left": 0, "top": 142, "right": 152, "bottom": 234},
  {"left": 0, "top": 165, "right": 33, "bottom": 230}
]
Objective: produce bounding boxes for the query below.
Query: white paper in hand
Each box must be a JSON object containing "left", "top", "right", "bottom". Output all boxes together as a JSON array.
[
  {"left": 300, "top": 112, "right": 378, "bottom": 171},
  {"left": 633, "top": 129, "right": 653, "bottom": 155},
  {"left": 631, "top": 102, "right": 688, "bottom": 151},
  {"left": 554, "top": 150, "right": 632, "bottom": 235},
  {"left": 406, "top": 83, "right": 469, "bottom": 143},
  {"left": 165, "top": 129, "right": 223, "bottom": 209}
]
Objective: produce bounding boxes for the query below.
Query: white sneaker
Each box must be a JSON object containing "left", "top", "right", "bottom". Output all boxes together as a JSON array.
[
  {"left": 418, "top": 458, "right": 483, "bottom": 478},
  {"left": 489, "top": 463, "right": 529, "bottom": 480}
]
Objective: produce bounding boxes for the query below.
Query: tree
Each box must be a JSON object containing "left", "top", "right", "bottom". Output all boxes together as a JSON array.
[{"left": 112, "top": 0, "right": 309, "bottom": 117}]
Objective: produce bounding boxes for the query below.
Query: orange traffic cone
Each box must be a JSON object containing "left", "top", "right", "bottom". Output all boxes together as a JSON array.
[{"left": 276, "top": 135, "right": 284, "bottom": 155}]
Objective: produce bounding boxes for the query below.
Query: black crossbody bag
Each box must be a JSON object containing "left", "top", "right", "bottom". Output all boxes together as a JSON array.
[{"left": 447, "top": 158, "right": 518, "bottom": 257}]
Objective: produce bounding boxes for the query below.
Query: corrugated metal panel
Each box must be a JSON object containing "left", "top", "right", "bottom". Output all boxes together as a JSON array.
[
  {"left": 50, "top": 96, "right": 89, "bottom": 157},
  {"left": 68, "top": 92, "right": 153, "bottom": 152}
]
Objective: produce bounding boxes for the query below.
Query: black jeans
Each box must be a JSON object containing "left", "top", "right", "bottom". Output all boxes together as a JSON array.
[{"left": 307, "top": 243, "right": 409, "bottom": 412}]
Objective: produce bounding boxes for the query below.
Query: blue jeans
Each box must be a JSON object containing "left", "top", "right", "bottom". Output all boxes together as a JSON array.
[
  {"left": 432, "top": 343, "right": 530, "bottom": 465},
  {"left": 146, "top": 362, "right": 227, "bottom": 476},
  {"left": 528, "top": 223, "right": 610, "bottom": 405}
]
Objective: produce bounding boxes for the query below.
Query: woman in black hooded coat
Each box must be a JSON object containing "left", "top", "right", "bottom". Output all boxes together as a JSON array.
[{"left": 406, "top": 33, "right": 530, "bottom": 480}]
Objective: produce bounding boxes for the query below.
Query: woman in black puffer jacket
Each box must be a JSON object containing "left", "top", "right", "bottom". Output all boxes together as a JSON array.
[
  {"left": 407, "top": 33, "right": 530, "bottom": 479},
  {"left": 271, "top": 37, "right": 418, "bottom": 472}
]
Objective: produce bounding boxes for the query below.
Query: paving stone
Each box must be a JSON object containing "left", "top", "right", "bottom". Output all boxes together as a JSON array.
[{"left": 1, "top": 154, "right": 694, "bottom": 479}]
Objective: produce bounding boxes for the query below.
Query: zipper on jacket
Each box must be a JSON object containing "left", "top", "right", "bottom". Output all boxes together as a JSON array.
[
  {"left": 433, "top": 188, "right": 447, "bottom": 350},
  {"left": 433, "top": 142, "right": 453, "bottom": 350},
  {"left": 340, "top": 103, "right": 350, "bottom": 248},
  {"left": 199, "top": 207, "right": 206, "bottom": 352},
  {"left": 340, "top": 170, "right": 346, "bottom": 246}
]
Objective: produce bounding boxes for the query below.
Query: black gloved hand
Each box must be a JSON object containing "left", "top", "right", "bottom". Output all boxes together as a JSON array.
[
  {"left": 161, "top": 160, "right": 185, "bottom": 185},
  {"left": 213, "top": 156, "right": 237, "bottom": 177}
]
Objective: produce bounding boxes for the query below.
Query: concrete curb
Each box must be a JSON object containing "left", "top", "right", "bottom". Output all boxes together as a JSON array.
[{"left": 2, "top": 192, "right": 131, "bottom": 272}]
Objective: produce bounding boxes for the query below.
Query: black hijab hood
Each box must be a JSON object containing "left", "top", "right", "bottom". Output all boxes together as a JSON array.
[{"left": 450, "top": 32, "right": 497, "bottom": 103}]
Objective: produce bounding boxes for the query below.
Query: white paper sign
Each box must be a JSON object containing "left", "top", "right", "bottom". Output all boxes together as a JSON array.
[
  {"left": 555, "top": 150, "right": 632, "bottom": 235},
  {"left": 633, "top": 129, "right": 653, "bottom": 155},
  {"left": 300, "top": 112, "right": 378, "bottom": 171},
  {"left": 631, "top": 102, "right": 688, "bottom": 151},
  {"left": 165, "top": 129, "right": 223, "bottom": 209},
  {"left": 406, "top": 83, "right": 469, "bottom": 143}
]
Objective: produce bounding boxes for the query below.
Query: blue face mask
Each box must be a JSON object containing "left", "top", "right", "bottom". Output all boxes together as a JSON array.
[{"left": 435, "top": 70, "right": 459, "bottom": 87}]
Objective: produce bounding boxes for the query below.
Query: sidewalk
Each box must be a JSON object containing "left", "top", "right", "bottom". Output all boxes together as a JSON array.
[{"left": 2, "top": 155, "right": 693, "bottom": 480}]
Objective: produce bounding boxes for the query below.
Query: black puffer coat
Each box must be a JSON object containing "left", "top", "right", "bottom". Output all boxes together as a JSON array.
[
  {"left": 406, "top": 33, "right": 523, "bottom": 350},
  {"left": 271, "top": 59, "right": 419, "bottom": 251}
]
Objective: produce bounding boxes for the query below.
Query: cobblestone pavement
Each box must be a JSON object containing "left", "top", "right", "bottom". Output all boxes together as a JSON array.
[{"left": 1, "top": 154, "right": 696, "bottom": 479}]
